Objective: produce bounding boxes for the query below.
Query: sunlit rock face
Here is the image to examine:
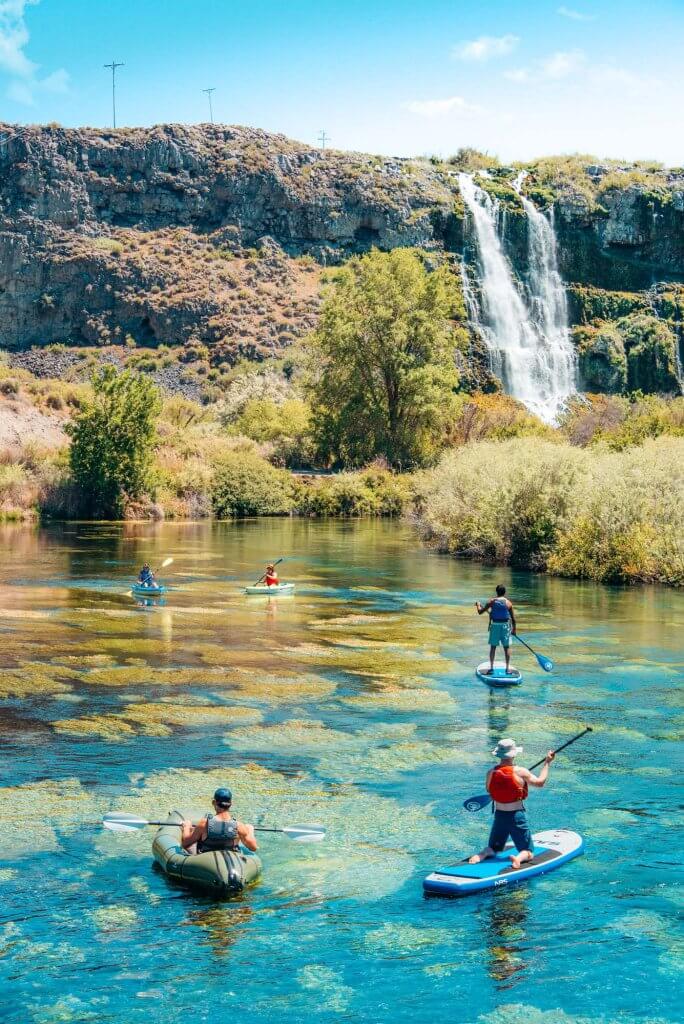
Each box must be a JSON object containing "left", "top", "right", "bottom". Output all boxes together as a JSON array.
[{"left": 1, "top": 124, "right": 683, "bottom": 395}]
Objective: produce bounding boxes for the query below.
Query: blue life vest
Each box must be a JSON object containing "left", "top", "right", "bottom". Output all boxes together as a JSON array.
[
  {"left": 490, "top": 598, "right": 510, "bottom": 623},
  {"left": 197, "top": 814, "right": 240, "bottom": 854},
  {"left": 139, "top": 568, "right": 153, "bottom": 584}
]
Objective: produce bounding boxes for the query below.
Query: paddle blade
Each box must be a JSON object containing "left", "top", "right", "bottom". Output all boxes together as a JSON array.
[
  {"left": 159, "top": 557, "right": 174, "bottom": 570},
  {"left": 536, "top": 654, "right": 554, "bottom": 672},
  {"left": 102, "top": 812, "right": 150, "bottom": 832},
  {"left": 463, "top": 794, "right": 491, "bottom": 813},
  {"left": 282, "top": 824, "right": 326, "bottom": 843}
]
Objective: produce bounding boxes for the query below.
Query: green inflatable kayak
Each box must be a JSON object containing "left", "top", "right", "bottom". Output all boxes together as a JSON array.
[{"left": 152, "top": 811, "right": 262, "bottom": 896}]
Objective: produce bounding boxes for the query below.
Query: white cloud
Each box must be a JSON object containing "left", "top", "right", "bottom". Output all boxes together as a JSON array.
[
  {"left": 0, "top": 0, "right": 69, "bottom": 104},
  {"left": 592, "top": 65, "right": 661, "bottom": 92},
  {"left": 452, "top": 34, "right": 519, "bottom": 61},
  {"left": 503, "top": 68, "right": 530, "bottom": 83},
  {"left": 404, "top": 95, "right": 483, "bottom": 119},
  {"left": 557, "top": 6, "right": 596, "bottom": 21},
  {"left": 541, "top": 50, "right": 586, "bottom": 79}
]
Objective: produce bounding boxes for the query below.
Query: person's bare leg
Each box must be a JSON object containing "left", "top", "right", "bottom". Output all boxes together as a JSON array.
[
  {"left": 504, "top": 644, "right": 512, "bottom": 674},
  {"left": 487, "top": 645, "right": 496, "bottom": 673},
  {"left": 509, "top": 849, "right": 534, "bottom": 869},
  {"left": 469, "top": 846, "right": 495, "bottom": 864}
]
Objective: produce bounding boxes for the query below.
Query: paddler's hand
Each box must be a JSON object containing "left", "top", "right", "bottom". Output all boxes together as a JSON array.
[
  {"left": 475, "top": 601, "right": 482, "bottom": 612},
  {"left": 545, "top": 751, "right": 555, "bottom": 764}
]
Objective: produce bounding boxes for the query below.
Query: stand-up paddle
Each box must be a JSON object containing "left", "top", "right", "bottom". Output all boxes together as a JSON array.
[
  {"left": 102, "top": 811, "right": 325, "bottom": 842},
  {"left": 514, "top": 633, "right": 554, "bottom": 672},
  {"left": 463, "top": 726, "right": 593, "bottom": 812}
]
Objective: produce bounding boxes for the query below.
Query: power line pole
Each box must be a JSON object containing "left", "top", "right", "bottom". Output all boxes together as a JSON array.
[
  {"left": 318, "top": 130, "right": 329, "bottom": 149},
  {"left": 203, "top": 88, "right": 216, "bottom": 124},
  {"left": 104, "top": 60, "right": 124, "bottom": 128}
]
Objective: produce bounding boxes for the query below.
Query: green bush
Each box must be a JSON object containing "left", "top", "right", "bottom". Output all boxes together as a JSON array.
[
  {"left": 212, "top": 451, "right": 293, "bottom": 518},
  {"left": 295, "top": 468, "right": 413, "bottom": 517},
  {"left": 413, "top": 436, "right": 684, "bottom": 584}
]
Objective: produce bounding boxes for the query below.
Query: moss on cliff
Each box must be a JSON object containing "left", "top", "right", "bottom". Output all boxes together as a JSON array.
[{"left": 574, "top": 322, "right": 627, "bottom": 393}]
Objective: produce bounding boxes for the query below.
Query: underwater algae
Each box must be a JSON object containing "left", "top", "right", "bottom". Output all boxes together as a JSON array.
[
  {"left": 0, "top": 779, "right": 107, "bottom": 859},
  {"left": 52, "top": 701, "right": 263, "bottom": 740},
  {"left": 0, "top": 663, "right": 80, "bottom": 699},
  {"left": 225, "top": 718, "right": 475, "bottom": 780},
  {"left": 341, "top": 682, "right": 458, "bottom": 714}
]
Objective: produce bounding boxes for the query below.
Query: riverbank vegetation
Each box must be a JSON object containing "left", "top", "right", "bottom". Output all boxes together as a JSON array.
[{"left": 0, "top": 248, "right": 682, "bottom": 586}]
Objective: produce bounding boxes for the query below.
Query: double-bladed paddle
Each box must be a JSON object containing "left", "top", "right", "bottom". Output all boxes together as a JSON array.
[
  {"left": 252, "top": 557, "right": 283, "bottom": 587},
  {"left": 102, "top": 811, "right": 325, "bottom": 843},
  {"left": 514, "top": 633, "right": 554, "bottom": 672},
  {"left": 462, "top": 726, "right": 593, "bottom": 813}
]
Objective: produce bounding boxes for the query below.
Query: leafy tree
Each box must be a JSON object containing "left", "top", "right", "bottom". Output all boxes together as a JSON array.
[
  {"left": 69, "top": 367, "right": 162, "bottom": 518},
  {"left": 308, "top": 249, "right": 460, "bottom": 468}
]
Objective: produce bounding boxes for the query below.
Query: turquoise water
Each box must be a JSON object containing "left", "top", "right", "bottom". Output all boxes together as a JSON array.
[{"left": 0, "top": 519, "right": 681, "bottom": 1024}]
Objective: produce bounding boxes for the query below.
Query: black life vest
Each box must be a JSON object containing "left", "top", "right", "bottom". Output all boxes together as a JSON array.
[{"left": 197, "top": 814, "right": 240, "bottom": 854}]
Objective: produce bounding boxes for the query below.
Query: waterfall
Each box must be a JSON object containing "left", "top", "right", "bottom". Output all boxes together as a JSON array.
[{"left": 458, "top": 172, "right": 576, "bottom": 423}]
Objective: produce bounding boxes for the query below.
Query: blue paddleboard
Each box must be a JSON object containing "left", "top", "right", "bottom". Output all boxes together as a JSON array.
[
  {"left": 476, "top": 661, "right": 522, "bottom": 687},
  {"left": 423, "top": 828, "right": 583, "bottom": 897}
]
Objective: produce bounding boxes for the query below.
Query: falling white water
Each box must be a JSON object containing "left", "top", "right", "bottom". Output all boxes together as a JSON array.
[{"left": 459, "top": 172, "right": 576, "bottom": 422}]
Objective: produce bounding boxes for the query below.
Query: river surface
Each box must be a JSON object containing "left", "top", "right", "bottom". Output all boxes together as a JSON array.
[{"left": 0, "top": 519, "right": 681, "bottom": 1024}]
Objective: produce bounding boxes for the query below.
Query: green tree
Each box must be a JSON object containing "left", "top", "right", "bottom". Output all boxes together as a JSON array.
[
  {"left": 212, "top": 450, "right": 293, "bottom": 517},
  {"left": 69, "top": 367, "right": 162, "bottom": 518},
  {"left": 308, "top": 249, "right": 460, "bottom": 468}
]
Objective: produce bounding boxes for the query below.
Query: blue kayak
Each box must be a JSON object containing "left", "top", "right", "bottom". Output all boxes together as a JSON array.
[
  {"left": 131, "top": 583, "right": 166, "bottom": 597},
  {"left": 476, "top": 661, "right": 522, "bottom": 687},
  {"left": 424, "top": 828, "right": 584, "bottom": 897}
]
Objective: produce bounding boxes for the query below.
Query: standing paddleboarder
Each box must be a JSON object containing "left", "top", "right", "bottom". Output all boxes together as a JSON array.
[
  {"left": 468, "top": 737, "right": 555, "bottom": 869},
  {"left": 476, "top": 585, "right": 517, "bottom": 675}
]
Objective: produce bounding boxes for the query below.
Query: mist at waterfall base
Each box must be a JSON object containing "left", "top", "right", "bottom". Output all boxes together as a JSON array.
[{"left": 459, "top": 173, "right": 577, "bottom": 424}]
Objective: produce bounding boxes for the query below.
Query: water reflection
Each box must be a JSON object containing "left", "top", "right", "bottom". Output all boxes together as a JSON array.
[
  {"left": 479, "top": 886, "right": 530, "bottom": 987},
  {"left": 185, "top": 902, "right": 254, "bottom": 959}
]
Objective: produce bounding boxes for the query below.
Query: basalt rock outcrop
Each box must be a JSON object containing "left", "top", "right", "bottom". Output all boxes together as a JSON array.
[{"left": 1, "top": 123, "right": 683, "bottom": 392}]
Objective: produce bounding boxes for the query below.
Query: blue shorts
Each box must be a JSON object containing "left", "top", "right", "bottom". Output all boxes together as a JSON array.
[
  {"left": 488, "top": 809, "right": 532, "bottom": 853},
  {"left": 489, "top": 621, "right": 511, "bottom": 648}
]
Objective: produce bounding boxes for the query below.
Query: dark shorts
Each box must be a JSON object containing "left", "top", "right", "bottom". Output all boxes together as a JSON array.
[{"left": 488, "top": 809, "right": 532, "bottom": 853}]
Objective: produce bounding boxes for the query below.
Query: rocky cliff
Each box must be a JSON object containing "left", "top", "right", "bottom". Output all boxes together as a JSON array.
[{"left": 1, "top": 123, "right": 683, "bottom": 392}]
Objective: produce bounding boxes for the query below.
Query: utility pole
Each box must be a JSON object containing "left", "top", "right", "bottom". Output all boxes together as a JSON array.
[
  {"left": 318, "top": 130, "right": 329, "bottom": 149},
  {"left": 104, "top": 60, "right": 124, "bottom": 128},
  {"left": 203, "top": 88, "right": 216, "bottom": 124}
]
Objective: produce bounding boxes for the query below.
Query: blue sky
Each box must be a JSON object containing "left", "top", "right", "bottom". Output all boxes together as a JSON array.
[{"left": 0, "top": 0, "right": 682, "bottom": 163}]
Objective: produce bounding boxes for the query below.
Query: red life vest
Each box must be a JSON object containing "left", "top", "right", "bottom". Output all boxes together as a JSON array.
[
  {"left": 488, "top": 764, "right": 528, "bottom": 803},
  {"left": 265, "top": 573, "right": 279, "bottom": 586}
]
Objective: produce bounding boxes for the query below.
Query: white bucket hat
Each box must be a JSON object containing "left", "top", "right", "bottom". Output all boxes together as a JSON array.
[{"left": 492, "top": 737, "right": 523, "bottom": 759}]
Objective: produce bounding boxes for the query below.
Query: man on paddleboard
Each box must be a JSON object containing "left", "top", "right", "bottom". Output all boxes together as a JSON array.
[
  {"left": 468, "top": 738, "right": 555, "bottom": 869},
  {"left": 180, "top": 787, "right": 258, "bottom": 853},
  {"left": 476, "top": 585, "right": 517, "bottom": 674}
]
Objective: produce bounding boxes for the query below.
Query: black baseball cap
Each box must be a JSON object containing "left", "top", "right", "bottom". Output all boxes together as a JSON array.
[{"left": 213, "top": 787, "right": 232, "bottom": 804}]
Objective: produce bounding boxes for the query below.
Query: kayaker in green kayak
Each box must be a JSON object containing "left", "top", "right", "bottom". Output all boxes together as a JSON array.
[
  {"left": 137, "top": 563, "right": 156, "bottom": 588},
  {"left": 476, "top": 585, "right": 517, "bottom": 675},
  {"left": 180, "top": 787, "right": 258, "bottom": 854},
  {"left": 468, "top": 737, "right": 555, "bottom": 869}
]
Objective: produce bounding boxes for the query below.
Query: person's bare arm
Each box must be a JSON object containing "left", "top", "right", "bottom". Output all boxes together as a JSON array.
[
  {"left": 509, "top": 601, "right": 517, "bottom": 634},
  {"left": 520, "top": 751, "right": 555, "bottom": 788},
  {"left": 238, "top": 821, "right": 258, "bottom": 852},
  {"left": 181, "top": 817, "right": 206, "bottom": 849},
  {"left": 476, "top": 600, "right": 493, "bottom": 616}
]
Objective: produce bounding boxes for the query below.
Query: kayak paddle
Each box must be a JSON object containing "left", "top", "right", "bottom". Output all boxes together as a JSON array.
[
  {"left": 153, "top": 557, "right": 174, "bottom": 574},
  {"left": 514, "top": 633, "right": 554, "bottom": 672},
  {"left": 252, "top": 557, "right": 283, "bottom": 587},
  {"left": 462, "top": 726, "right": 593, "bottom": 813},
  {"left": 101, "top": 811, "right": 325, "bottom": 842}
]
